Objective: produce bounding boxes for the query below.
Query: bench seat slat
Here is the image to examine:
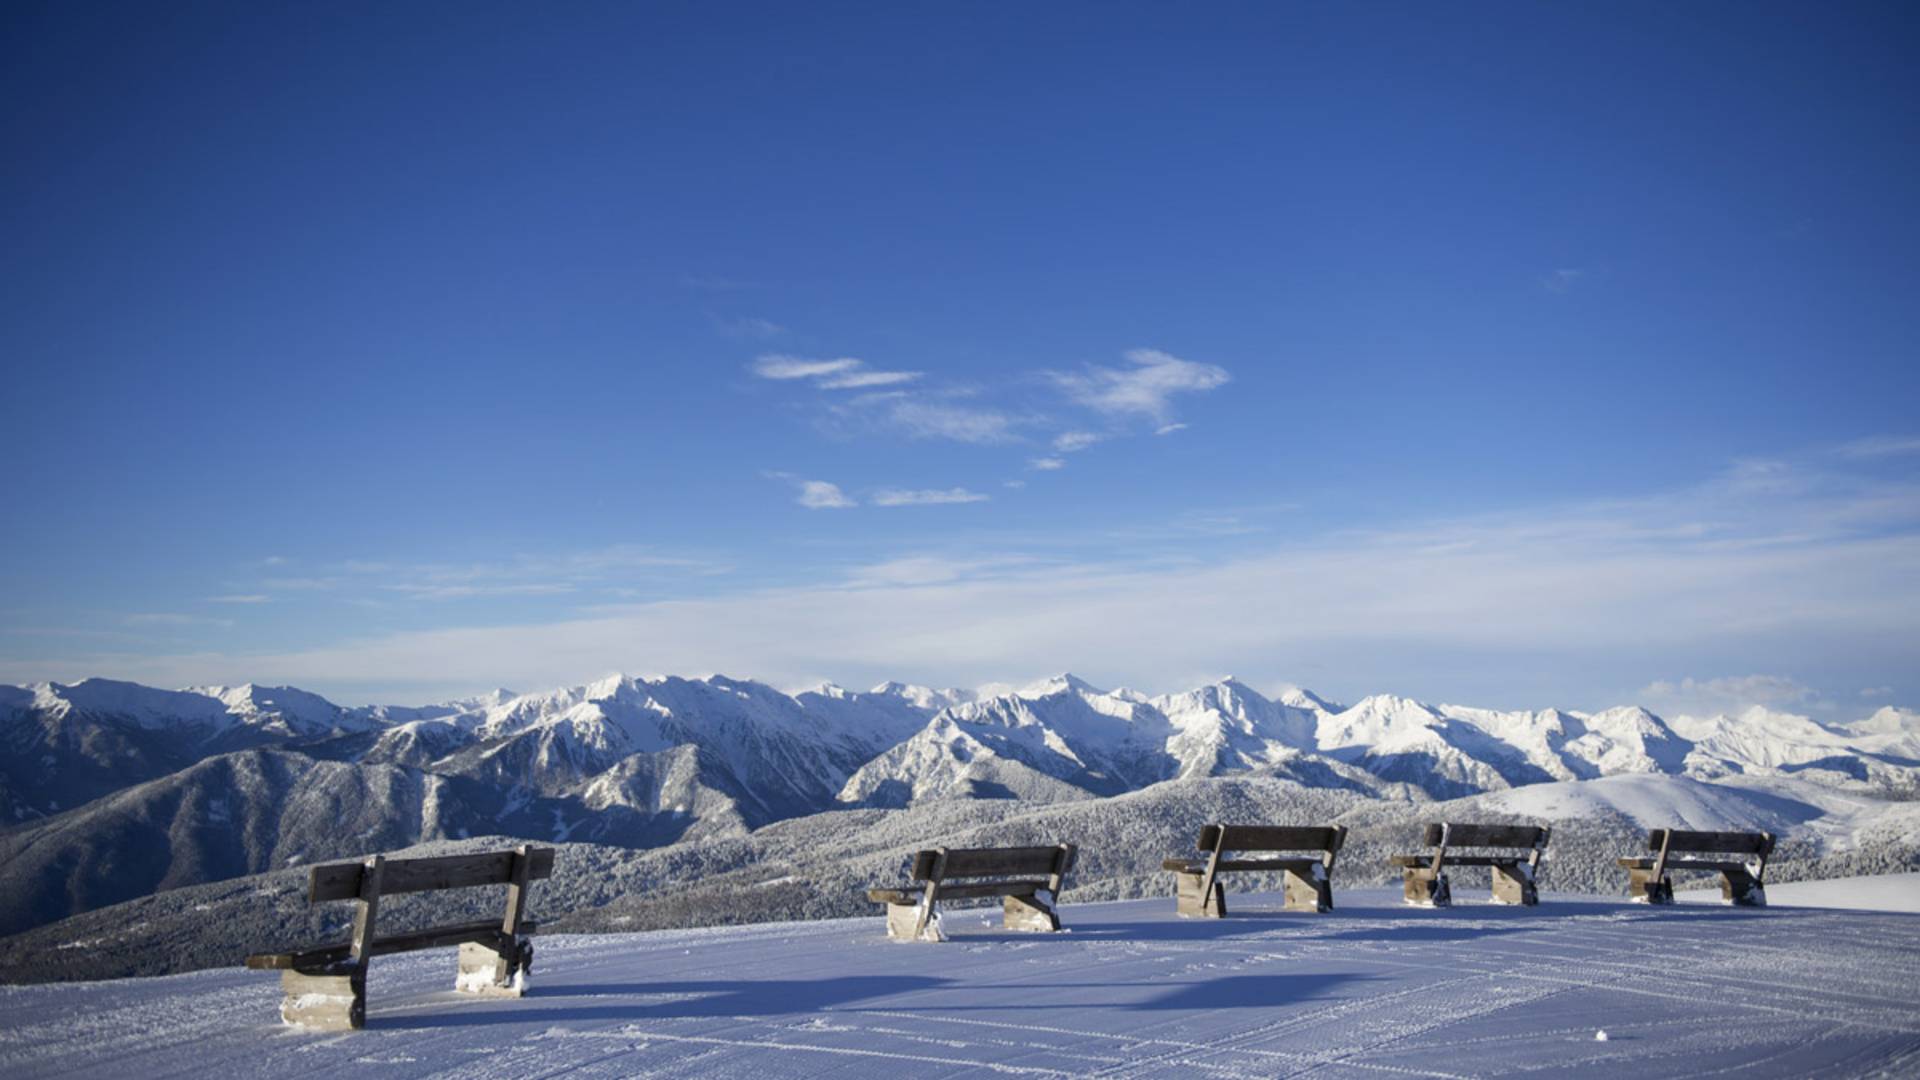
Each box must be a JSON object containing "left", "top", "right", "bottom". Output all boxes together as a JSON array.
[
  {"left": 310, "top": 848, "right": 557, "bottom": 902},
  {"left": 1391, "top": 854, "right": 1533, "bottom": 868},
  {"left": 1213, "top": 858, "right": 1319, "bottom": 872},
  {"left": 1423, "top": 824, "right": 1546, "bottom": 849},
  {"left": 246, "top": 918, "right": 540, "bottom": 971},
  {"left": 920, "top": 847, "right": 1065, "bottom": 880},
  {"left": 1618, "top": 857, "right": 1757, "bottom": 873},
  {"left": 1647, "top": 830, "right": 1773, "bottom": 855},
  {"left": 1204, "top": 825, "right": 1342, "bottom": 854},
  {"left": 933, "top": 880, "right": 1051, "bottom": 900}
]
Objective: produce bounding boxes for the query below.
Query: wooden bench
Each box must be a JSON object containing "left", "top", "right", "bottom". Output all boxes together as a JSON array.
[
  {"left": 1161, "top": 825, "right": 1348, "bottom": 916},
  {"left": 867, "top": 844, "right": 1076, "bottom": 942},
  {"left": 1617, "top": 828, "right": 1774, "bottom": 907},
  {"left": 1389, "top": 823, "right": 1550, "bottom": 907},
  {"left": 245, "top": 844, "right": 554, "bottom": 1030}
]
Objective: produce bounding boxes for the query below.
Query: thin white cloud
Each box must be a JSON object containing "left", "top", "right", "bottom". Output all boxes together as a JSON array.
[
  {"left": 752, "top": 355, "right": 862, "bottom": 380},
  {"left": 870, "top": 488, "right": 991, "bottom": 507},
  {"left": 21, "top": 455, "right": 1918, "bottom": 709},
  {"left": 818, "top": 370, "right": 922, "bottom": 390},
  {"left": 1155, "top": 423, "right": 1188, "bottom": 436},
  {"left": 207, "top": 594, "right": 270, "bottom": 604},
  {"left": 885, "top": 401, "right": 1015, "bottom": 444},
  {"left": 1835, "top": 435, "right": 1920, "bottom": 459},
  {"left": 384, "top": 583, "right": 579, "bottom": 601},
  {"left": 715, "top": 316, "right": 787, "bottom": 340},
  {"left": 1543, "top": 268, "right": 1586, "bottom": 293},
  {"left": 796, "top": 480, "right": 856, "bottom": 509},
  {"left": 1861, "top": 686, "right": 1894, "bottom": 699},
  {"left": 260, "top": 577, "right": 336, "bottom": 591},
  {"left": 752, "top": 354, "right": 921, "bottom": 390},
  {"left": 1637, "top": 674, "right": 1817, "bottom": 717},
  {"left": 1028, "top": 456, "right": 1066, "bottom": 471},
  {"left": 122, "top": 613, "right": 233, "bottom": 628},
  {"left": 1004, "top": 479, "right": 1027, "bottom": 489},
  {"left": 1052, "top": 348, "right": 1229, "bottom": 423},
  {"left": 1053, "top": 431, "right": 1102, "bottom": 453},
  {"left": 845, "top": 555, "right": 1034, "bottom": 586}
]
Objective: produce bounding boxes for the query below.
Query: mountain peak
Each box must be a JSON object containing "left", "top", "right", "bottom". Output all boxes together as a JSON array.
[{"left": 1017, "top": 673, "right": 1104, "bottom": 698}]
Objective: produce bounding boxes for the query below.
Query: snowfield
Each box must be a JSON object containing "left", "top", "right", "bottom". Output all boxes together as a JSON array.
[{"left": 4, "top": 888, "right": 1919, "bottom": 1078}]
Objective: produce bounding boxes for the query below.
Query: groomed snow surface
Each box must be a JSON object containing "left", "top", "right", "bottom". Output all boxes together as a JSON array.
[{"left": 6, "top": 888, "right": 1920, "bottom": 1078}]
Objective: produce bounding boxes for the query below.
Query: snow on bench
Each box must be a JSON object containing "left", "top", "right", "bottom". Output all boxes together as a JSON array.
[
  {"left": 1617, "top": 828, "right": 1774, "bottom": 906},
  {"left": 867, "top": 844, "right": 1076, "bottom": 942},
  {"left": 1161, "top": 824, "right": 1347, "bottom": 917},
  {"left": 244, "top": 844, "right": 554, "bottom": 1030},
  {"left": 1389, "top": 822, "right": 1550, "bottom": 907}
]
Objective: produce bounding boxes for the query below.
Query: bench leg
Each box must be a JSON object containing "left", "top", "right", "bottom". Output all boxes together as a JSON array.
[
  {"left": 1283, "top": 868, "right": 1333, "bottom": 913},
  {"left": 1003, "top": 892, "right": 1061, "bottom": 932},
  {"left": 885, "top": 901, "right": 946, "bottom": 942},
  {"left": 1627, "top": 867, "right": 1673, "bottom": 905},
  {"left": 456, "top": 938, "right": 532, "bottom": 997},
  {"left": 1490, "top": 865, "right": 1538, "bottom": 906},
  {"left": 1174, "top": 872, "right": 1226, "bottom": 918},
  {"left": 1719, "top": 869, "right": 1767, "bottom": 908},
  {"left": 279, "top": 967, "right": 364, "bottom": 1031},
  {"left": 1402, "top": 869, "right": 1451, "bottom": 908}
]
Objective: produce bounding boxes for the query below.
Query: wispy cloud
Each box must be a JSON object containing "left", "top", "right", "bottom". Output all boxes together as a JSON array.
[
  {"left": 870, "top": 487, "right": 991, "bottom": 507},
  {"left": 23, "top": 454, "right": 1917, "bottom": 709},
  {"left": 1861, "top": 686, "right": 1894, "bottom": 699},
  {"left": 1835, "top": 435, "right": 1920, "bottom": 459},
  {"left": 1543, "top": 267, "right": 1586, "bottom": 293},
  {"left": 845, "top": 554, "right": 1037, "bottom": 587},
  {"left": 1053, "top": 431, "right": 1102, "bottom": 453},
  {"left": 260, "top": 577, "right": 336, "bottom": 591},
  {"left": 1155, "top": 422, "right": 1188, "bottom": 436},
  {"left": 122, "top": 613, "right": 234, "bottom": 628},
  {"left": 383, "top": 583, "right": 579, "bottom": 601},
  {"left": 884, "top": 400, "right": 1016, "bottom": 444},
  {"left": 796, "top": 480, "right": 856, "bottom": 509},
  {"left": 1028, "top": 456, "right": 1066, "bottom": 471},
  {"left": 1051, "top": 348, "right": 1229, "bottom": 424},
  {"left": 751, "top": 354, "right": 921, "bottom": 389},
  {"left": 206, "top": 594, "right": 270, "bottom": 604},
  {"left": 1637, "top": 674, "right": 1817, "bottom": 717},
  {"left": 715, "top": 315, "right": 787, "bottom": 340}
]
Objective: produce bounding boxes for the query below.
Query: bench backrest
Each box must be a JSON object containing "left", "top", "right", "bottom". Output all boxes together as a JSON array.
[
  {"left": 1423, "top": 823, "right": 1548, "bottom": 849},
  {"left": 1647, "top": 829, "right": 1774, "bottom": 856},
  {"left": 911, "top": 845, "right": 1074, "bottom": 882},
  {"left": 309, "top": 847, "right": 557, "bottom": 902},
  {"left": 1202, "top": 824, "right": 1344, "bottom": 855}
]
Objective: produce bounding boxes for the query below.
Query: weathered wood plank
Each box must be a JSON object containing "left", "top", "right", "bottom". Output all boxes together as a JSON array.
[
  {"left": 929, "top": 846, "right": 1066, "bottom": 880},
  {"left": 1212, "top": 858, "right": 1321, "bottom": 872},
  {"left": 1423, "top": 823, "right": 1547, "bottom": 849},
  {"left": 933, "top": 879, "right": 1051, "bottom": 901},
  {"left": 1620, "top": 857, "right": 1760, "bottom": 873},
  {"left": 308, "top": 847, "right": 557, "bottom": 902},
  {"left": 1212, "top": 826, "right": 1343, "bottom": 854},
  {"left": 1649, "top": 829, "right": 1773, "bottom": 855},
  {"left": 246, "top": 919, "right": 541, "bottom": 971}
]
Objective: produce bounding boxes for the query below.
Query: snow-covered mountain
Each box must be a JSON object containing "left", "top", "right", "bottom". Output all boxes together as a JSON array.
[{"left": 2, "top": 668, "right": 1915, "bottom": 940}]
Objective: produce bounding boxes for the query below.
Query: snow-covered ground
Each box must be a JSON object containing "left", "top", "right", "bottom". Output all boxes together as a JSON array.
[
  {"left": 5, "top": 888, "right": 1920, "bottom": 1078},
  {"left": 1679, "top": 871, "right": 1920, "bottom": 914}
]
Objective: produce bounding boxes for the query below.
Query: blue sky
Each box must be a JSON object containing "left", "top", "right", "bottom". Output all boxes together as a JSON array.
[{"left": 2, "top": 3, "right": 1916, "bottom": 713}]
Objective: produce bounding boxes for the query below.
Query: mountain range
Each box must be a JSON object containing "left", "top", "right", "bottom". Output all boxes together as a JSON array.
[{"left": 1, "top": 670, "right": 1915, "bottom": 939}]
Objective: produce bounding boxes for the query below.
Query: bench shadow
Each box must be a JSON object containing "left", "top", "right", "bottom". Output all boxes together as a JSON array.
[{"left": 373, "top": 974, "right": 950, "bottom": 1029}]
